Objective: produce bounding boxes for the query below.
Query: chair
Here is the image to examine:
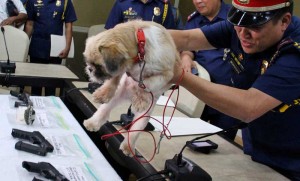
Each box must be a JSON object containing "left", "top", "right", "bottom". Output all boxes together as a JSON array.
[
  {"left": 87, "top": 24, "right": 106, "bottom": 37},
  {"left": 0, "top": 25, "right": 29, "bottom": 62},
  {"left": 0, "top": 25, "right": 29, "bottom": 94},
  {"left": 165, "top": 62, "right": 211, "bottom": 118}
]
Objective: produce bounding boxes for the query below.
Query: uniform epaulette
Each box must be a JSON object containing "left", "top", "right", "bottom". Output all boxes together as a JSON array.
[
  {"left": 263, "top": 38, "right": 297, "bottom": 76},
  {"left": 187, "top": 11, "right": 197, "bottom": 22}
]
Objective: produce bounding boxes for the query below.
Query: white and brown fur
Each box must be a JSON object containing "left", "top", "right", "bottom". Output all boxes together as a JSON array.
[{"left": 83, "top": 20, "right": 179, "bottom": 156}]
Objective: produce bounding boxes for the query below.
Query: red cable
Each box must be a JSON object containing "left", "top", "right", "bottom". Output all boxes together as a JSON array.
[{"left": 101, "top": 69, "right": 185, "bottom": 163}]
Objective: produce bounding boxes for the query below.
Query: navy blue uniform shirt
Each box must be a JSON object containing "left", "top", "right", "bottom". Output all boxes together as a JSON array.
[
  {"left": 201, "top": 17, "right": 300, "bottom": 179},
  {"left": 185, "top": 1, "right": 231, "bottom": 85},
  {"left": 105, "top": 0, "right": 176, "bottom": 29},
  {"left": 185, "top": 1, "right": 239, "bottom": 140},
  {"left": 26, "top": 0, "right": 77, "bottom": 59}
]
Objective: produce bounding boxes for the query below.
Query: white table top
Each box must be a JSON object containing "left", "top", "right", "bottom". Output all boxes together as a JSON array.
[
  {"left": 0, "top": 62, "right": 78, "bottom": 79},
  {"left": 0, "top": 95, "right": 121, "bottom": 181}
]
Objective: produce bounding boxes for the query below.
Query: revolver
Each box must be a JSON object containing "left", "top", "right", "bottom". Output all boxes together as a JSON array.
[{"left": 10, "top": 90, "right": 35, "bottom": 125}]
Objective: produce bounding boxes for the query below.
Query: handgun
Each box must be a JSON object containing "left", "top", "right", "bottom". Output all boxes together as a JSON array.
[
  {"left": 10, "top": 90, "right": 33, "bottom": 107},
  {"left": 22, "top": 161, "right": 69, "bottom": 181},
  {"left": 11, "top": 129, "right": 54, "bottom": 156}
]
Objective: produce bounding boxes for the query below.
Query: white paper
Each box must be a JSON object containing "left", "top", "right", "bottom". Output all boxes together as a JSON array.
[
  {"left": 149, "top": 116, "right": 222, "bottom": 136},
  {"left": 50, "top": 34, "right": 74, "bottom": 58},
  {"left": 35, "top": 112, "right": 50, "bottom": 127},
  {"left": 61, "top": 166, "right": 88, "bottom": 181},
  {"left": 156, "top": 96, "right": 175, "bottom": 107}
]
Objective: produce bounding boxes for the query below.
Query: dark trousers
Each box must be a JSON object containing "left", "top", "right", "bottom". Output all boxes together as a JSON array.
[{"left": 30, "top": 57, "right": 62, "bottom": 96}]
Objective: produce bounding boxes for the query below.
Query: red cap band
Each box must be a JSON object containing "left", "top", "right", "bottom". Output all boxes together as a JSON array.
[{"left": 232, "top": 0, "right": 291, "bottom": 12}]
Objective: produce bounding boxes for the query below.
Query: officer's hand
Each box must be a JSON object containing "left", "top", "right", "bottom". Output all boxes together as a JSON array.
[
  {"left": 170, "top": 60, "right": 185, "bottom": 84},
  {"left": 59, "top": 48, "right": 69, "bottom": 59},
  {"left": 0, "top": 17, "right": 15, "bottom": 26},
  {"left": 181, "top": 56, "right": 193, "bottom": 73}
]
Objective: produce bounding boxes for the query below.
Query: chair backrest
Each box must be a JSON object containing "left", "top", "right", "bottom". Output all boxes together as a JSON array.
[
  {"left": 166, "top": 62, "right": 211, "bottom": 118},
  {"left": 0, "top": 25, "right": 29, "bottom": 62},
  {"left": 87, "top": 24, "right": 106, "bottom": 37}
]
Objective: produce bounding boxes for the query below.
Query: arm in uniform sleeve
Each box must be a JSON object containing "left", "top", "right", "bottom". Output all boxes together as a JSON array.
[
  {"left": 64, "top": 0, "right": 77, "bottom": 23},
  {"left": 172, "top": 66, "right": 282, "bottom": 123}
]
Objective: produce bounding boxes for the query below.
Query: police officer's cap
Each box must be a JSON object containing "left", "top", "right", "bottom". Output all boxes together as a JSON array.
[{"left": 228, "top": 0, "right": 292, "bottom": 27}]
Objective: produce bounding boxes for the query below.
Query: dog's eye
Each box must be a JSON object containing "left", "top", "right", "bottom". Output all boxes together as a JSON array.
[
  {"left": 89, "top": 63, "right": 104, "bottom": 73},
  {"left": 88, "top": 67, "right": 93, "bottom": 72},
  {"left": 94, "top": 64, "right": 104, "bottom": 72}
]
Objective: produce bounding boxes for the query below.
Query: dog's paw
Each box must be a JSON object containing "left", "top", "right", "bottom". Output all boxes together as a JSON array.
[
  {"left": 92, "top": 88, "right": 114, "bottom": 104},
  {"left": 83, "top": 118, "right": 102, "bottom": 132},
  {"left": 92, "top": 94, "right": 110, "bottom": 104},
  {"left": 119, "top": 141, "right": 134, "bottom": 157}
]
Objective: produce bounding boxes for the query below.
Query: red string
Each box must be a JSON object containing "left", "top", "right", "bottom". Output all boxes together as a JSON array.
[{"left": 101, "top": 69, "right": 185, "bottom": 163}]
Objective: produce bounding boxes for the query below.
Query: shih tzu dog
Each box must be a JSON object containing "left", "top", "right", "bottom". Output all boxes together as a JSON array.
[{"left": 83, "top": 20, "right": 179, "bottom": 156}]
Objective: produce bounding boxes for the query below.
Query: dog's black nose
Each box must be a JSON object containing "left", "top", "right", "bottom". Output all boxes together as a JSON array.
[{"left": 88, "top": 67, "right": 93, "bottom": 72}]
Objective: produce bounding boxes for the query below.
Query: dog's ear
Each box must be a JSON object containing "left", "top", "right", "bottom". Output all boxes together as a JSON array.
[{"left": 98, "top": 43, "right": 128, "bottom": 74}]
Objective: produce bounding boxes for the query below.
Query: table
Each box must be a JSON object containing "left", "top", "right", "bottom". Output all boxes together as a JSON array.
[
  {"left": 0, "top": 94, "right": 122, "bottom": 181},
  {"left": 64, "top": 81, "right": 289, "bottom": 181},
  {"left": 0, "top": 62, "right": 78, "bottom": 96}
]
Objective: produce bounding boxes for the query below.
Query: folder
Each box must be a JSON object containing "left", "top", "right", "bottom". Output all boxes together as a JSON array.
[
  {"left": 50, "top": 34, "right": 74, "bottom": 58},
  {"left": 149, "top": 116, "right": 222, "bottom": 136}
]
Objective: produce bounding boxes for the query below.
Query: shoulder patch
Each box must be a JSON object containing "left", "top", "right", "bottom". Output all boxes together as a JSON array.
[{"left": 187, "top": 11, "right": 197, "bottom": 22}]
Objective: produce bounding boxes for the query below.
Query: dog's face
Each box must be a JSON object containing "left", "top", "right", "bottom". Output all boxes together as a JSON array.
[{"left": 83, "top": 30, "right": 134, "bottom": 83}]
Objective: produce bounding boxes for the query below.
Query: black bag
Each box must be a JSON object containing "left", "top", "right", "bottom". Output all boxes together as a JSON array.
[{"left": 6, "top": 0, "right": 19, "bottom": 17}]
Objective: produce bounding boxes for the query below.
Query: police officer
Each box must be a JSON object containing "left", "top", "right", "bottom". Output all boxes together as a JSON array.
[
  {"left": 24, "top": 0, "right": 77, "bottom": 96},
  {"left": 105, "top": 0, "right": 176, "bottom": 29},
  {"left": 181, "top": 0, "right": 240, "bottom": 140},
  {"left": 169, "top": 0, "right": 300, "bottom": 180}
]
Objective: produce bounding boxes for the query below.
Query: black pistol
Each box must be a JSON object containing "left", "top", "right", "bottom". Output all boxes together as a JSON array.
[
  {"left": 11, "top": 129, "right": 54, "bottom": 156},
  {"left": 10, "top": 90, "right": 33, "bottom": 107},
  {"left": 22, "top": 161, "right": 69, "bottom": 181}
]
